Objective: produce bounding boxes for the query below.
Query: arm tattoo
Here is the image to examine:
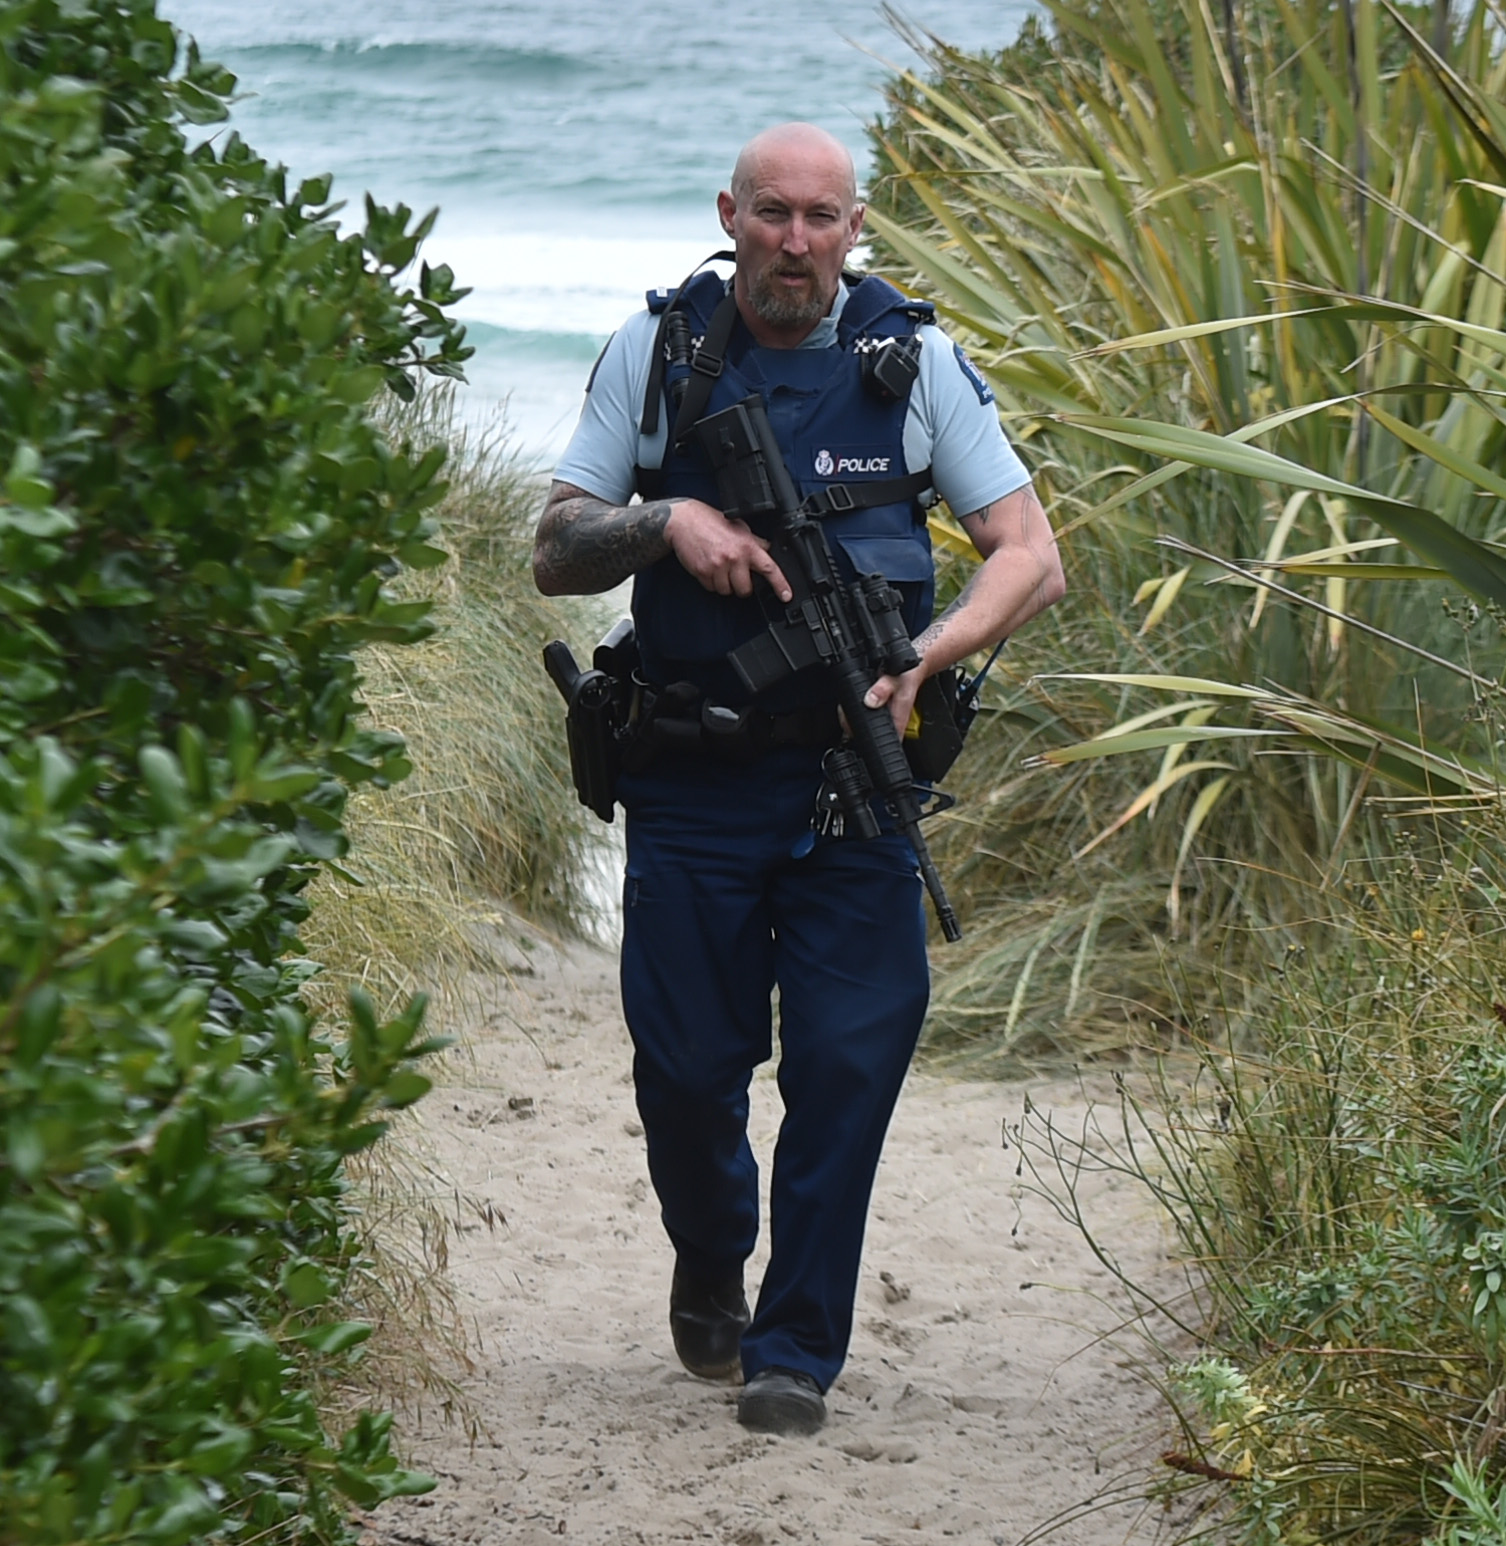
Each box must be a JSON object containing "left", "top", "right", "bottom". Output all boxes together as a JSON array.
[
  {"left": 533, "top": 482, "right": 674, "bottom": 594},
  {"left": 914, "top": 503, "right": 993, "bottom": 650},
  {"left": 914, "top": 486, "right": 1060, "bottom": 658},
  {"left": 914, "top": 565, "right": 983, "bottom": 657}
]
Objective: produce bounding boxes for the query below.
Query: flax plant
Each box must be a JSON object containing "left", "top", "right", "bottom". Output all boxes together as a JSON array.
[{"left": 868, "top": 0, "right": 1506, "bottom": 1057}]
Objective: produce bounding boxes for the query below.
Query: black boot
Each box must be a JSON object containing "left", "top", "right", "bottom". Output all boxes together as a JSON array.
[
  {"left": 669, "top": 1266, "right": 750, "bottom": 1381},
  {"left": 737, "top": 1367, "right": 827, "bottom": 1436}
]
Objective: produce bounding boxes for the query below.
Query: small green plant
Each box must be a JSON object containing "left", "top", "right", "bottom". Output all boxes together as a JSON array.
[
  {"left": 1426, "top": 1460, "right": 1506, "bottom": 1546},
  {"left": 1014, "top": 810, "right": 1506, "bottom": 1544}
]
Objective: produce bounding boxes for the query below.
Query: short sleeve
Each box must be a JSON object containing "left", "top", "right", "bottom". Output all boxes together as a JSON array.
[
  {"left": 552, "top": 309, "right": 666, "bottom": 505},
  {"left": 904, "top": 325, "right": 1031, "bottom": 517}
]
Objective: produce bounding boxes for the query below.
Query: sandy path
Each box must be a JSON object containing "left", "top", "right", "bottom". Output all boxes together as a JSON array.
[{"left": 369, "top": 930, "right": 1181, "bottom": 1546}]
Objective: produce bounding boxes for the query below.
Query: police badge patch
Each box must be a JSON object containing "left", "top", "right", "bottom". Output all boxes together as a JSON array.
[
  {"left": 953, "top": 343, "right": 995, "bottom": 405},
  {"left": 812, "top": 446, "right": 893, "bottom": 478}
]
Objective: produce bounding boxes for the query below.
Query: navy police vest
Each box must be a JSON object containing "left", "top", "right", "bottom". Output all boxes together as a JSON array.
[{"left": 631, "top": 267, "right": 937, "bottom": 711}]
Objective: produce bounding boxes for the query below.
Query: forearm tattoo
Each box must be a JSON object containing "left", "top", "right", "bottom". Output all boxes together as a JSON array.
[
  {"left": 914, "top": 489, "right": 1059, "bottom": 658},
  {"left": 913, "top": 503, "right": 994, "bottom": 657},
  {"left": 533, "top": 482, "right": 674, "bottom": 594},
  {"left": 914, "top": 564, "right": 983, "bottom": 657}
]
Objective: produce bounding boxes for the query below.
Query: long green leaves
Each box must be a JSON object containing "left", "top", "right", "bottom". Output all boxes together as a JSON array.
[
  {"left": 870, "top": 10, "right": 1506, "bottom": 1532},
  {"left": 867, "top": 0, "right": 1506, "bottom": 1061}
]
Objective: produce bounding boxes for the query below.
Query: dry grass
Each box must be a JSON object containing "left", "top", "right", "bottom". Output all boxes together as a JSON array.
[
  {"left": 300, "top": 390, "right": 610, "bottom": 1433},
  {"left": 302, "top": 391, "right": 606, "bottom": 1026},
  {"left": 1009, "top": 797, "right": 1506, "bottom": 1544}
]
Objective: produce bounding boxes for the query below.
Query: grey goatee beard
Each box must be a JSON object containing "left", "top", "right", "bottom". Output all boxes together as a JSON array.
[{"left": 748, "top": 259, "right": 828, "bottom": 329}]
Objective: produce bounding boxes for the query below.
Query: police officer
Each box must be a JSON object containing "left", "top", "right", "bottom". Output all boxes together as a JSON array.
[{"left": 533, "top": 122, "right": 1064, "bottom": 1437}]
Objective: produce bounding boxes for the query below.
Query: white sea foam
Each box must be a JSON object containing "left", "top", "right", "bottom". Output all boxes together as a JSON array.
[
  {"left": 424, "top": 227, "right": 725, "bottom": 455},
  {"left": 428, "top": 228, "right": 725, "bottom": 339}
]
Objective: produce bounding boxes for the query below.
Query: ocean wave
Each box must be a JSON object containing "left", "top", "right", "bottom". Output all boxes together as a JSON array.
[
  {"left": 219, "top": 38, "right": 587, "bottom": 79},
  {"left": 460, "top": 323, "right": 608, "bottom": 360},
  {"left": 429, "top": 230, "right": 720, "bottom": 336}
]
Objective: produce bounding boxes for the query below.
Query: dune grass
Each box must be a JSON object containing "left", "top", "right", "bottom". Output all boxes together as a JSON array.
[
  {"left": 866, "top": 3, "right": 1506, "bottom": 1533},
  {"left": 297, "top": 390, "right": 609, "bottom": 1430},
  {"left": 300, "top": 390, "right": 606, "bottom": 1026},
  {"left": 1008, "top": 790, "right": 1506, "bottom": 1543}
]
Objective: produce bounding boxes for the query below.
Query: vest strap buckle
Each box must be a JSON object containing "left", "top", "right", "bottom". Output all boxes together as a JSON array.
[{"left": 804, "top": 484, "right": 856, "bottom": 517}]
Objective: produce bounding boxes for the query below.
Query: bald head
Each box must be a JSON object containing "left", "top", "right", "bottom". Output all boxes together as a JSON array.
[
  {"left": 717, "top": 123, "right": 866, "bottom": 346},
  {"left": 730, "top": 123, "right": 858, "bottom": 211}
]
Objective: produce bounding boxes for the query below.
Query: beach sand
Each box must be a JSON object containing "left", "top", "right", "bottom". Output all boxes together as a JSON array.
[{"left": 363, "top": 928, "right": 1186, "bottom": 1546}]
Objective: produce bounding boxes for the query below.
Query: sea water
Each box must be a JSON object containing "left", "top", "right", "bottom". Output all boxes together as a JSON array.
[{"left": 167, "top": 0, "right": 1033, "bottom": 466}]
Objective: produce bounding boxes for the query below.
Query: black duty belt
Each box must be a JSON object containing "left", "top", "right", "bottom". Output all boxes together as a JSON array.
[{"left": 626, "top": 686, "right": 839, "bottom": 768}]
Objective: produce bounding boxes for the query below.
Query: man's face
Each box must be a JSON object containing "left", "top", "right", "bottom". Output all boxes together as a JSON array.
[{"left": 717, "top": 144, "right": 865, "bottom": 343}]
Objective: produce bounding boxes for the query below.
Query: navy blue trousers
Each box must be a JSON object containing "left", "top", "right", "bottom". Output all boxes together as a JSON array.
[{"left": 618, "top": 746, "right": 929, "bottom": 1392}]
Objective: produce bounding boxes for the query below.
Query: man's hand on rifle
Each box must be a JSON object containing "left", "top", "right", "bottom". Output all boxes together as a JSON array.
[
  {"left": 865, "top": 485, "right": 1067, "bottom": 738},
  {"left": 666, "top": 501, "right": 793, "bottom": 601},
  {"left": 863, "top": 657, "right": 929, "bottom": 739}
]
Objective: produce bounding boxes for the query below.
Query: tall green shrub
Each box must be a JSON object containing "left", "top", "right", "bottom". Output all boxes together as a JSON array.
[{"left": 0, "top": 1, "right": 471, "bottom": 1538}]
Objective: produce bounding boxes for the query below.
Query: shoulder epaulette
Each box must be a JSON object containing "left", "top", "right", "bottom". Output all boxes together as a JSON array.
[{"left": 837, "top": 273, "right": 935, "bottom": 343}]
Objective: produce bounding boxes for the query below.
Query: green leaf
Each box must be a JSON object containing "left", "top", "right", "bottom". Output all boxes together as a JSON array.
[
  {"left": 1038, "top": 673, "right": 1268, "bottom": 697},
  {"left": 246, "top": 762, "right": 321, "bottom": 803},
  {"left": 381, "top": 1071, "right": 433, "bottom": 1109},
  {"left": 397, "top": 538, "right": 449, "bottom": 569},
  {"left": 7, "top": 1124, "right": 46, "bottom": 1183},
  {"left": 1, "top": 662, "right": 62, "bottom": 702},
  {"left": 332, "top": 1462, "right": 381, "bottom": 1508},
  {"left": 1030, "top": 724, "right": 1280, "bottom": 766},
  {"left": 184, "top": 1421, "right": 254, "bottom": 1474},
  {"left": 5, "top": 1292, "right": 51, "bottom": 1351},
  {"left": 140, "top": 744, "right": 188, "bottom": 821},
  {"left": 0, "top": 502, "right": 77, "bottom": 536},
  {"left": 159, "top": 917, "right": 228, "bottom": 953},
  {"left": 16, "top": 984, "right": 64, "bottom": 1068},
  {"left": 294, "top": 1319, "right": 374, "bottom": 1355},
  {"left": 1083, "top": 308, "right": 1330, "bottom": 355},
  {"left": 177, "top": 724, "right": 210, "bottom": 798},
  {"left": 142, "top": 1481, "right": 219, "bottom": 1541},
  {"left": 329, "top": 1120, "right": 391, "bottom": 1153},
  {"left": 282, "top": 1260, "right": 336, "bottom": 1309},
  {"left": 330, "top": 365, "right": 386, "bottom": 404},
  {"left": 1363, "top": 398, "right": 1506, "bottom": 500},
  {"left": 5, "top": 443, "right": 54, "bottom": 509},
  {"left": 1061, "top": 413, "right": 1506, "bottom": 609},
  {"left": 227, "top": 697, "right": 258, "bottom": 781}
]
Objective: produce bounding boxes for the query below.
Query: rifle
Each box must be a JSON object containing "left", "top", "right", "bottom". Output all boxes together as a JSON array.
[{"left": 692, "top": 394, "right": 963, "bottom": 943}]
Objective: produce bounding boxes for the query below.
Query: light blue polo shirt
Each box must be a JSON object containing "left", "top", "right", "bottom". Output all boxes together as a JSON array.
[{"left": 555, "top": 279, "right": 1030, "bottom": 519}]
